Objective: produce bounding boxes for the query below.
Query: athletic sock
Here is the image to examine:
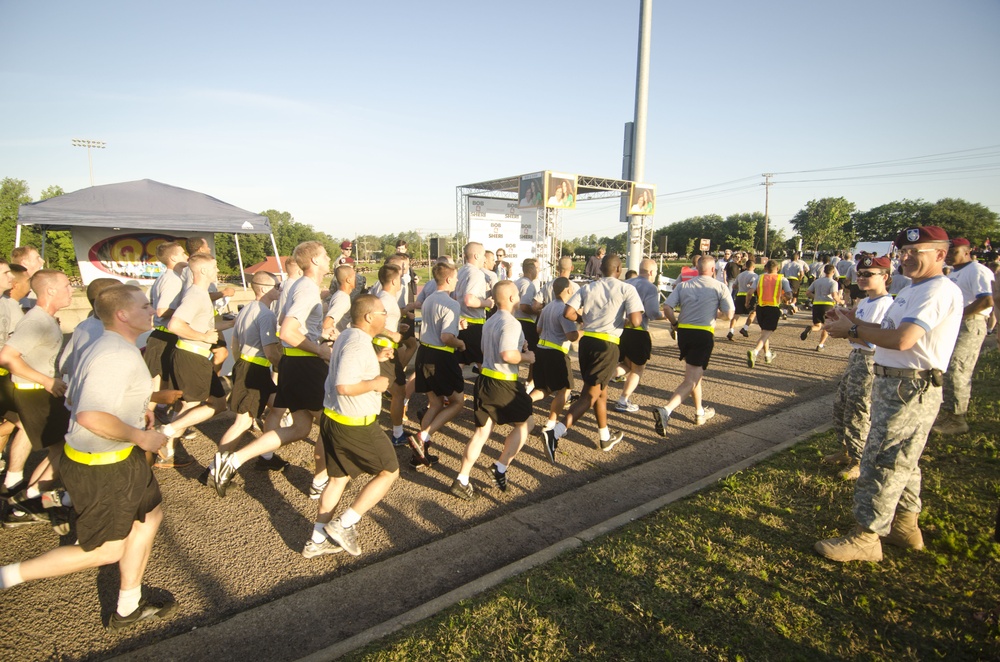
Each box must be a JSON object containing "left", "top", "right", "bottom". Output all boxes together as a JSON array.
[
  {"left": 230, "top": 455, "right": 243, "bottom": 470},
  {"left": 261, "top": 451, "right": 274, "bottom": 461},
  {"left": 495, "top": 462, "right": 507, "bottom": 474},
  {"left": 553, "top": 422, "right": 567, "bottom": 439},
  {"left": 617, "top": 398, "right": 628, "bottom": 406},
  {"left": 418, "top": 430, "right": 430, "bottom": 443},
  {"left": 340, "top": 508, "right": 361, "bottom": 528},
  {"left": 543, "top": 420, "right": 556, "bottom": 431},
  {"left": 664, "top": 407, "right": 674, "bottom": 418},
  {"left": 61, "top": 492, "right": 72, "bottom": 507},
  {"left": 403, "top": 398, "right": 409, "bottom": 408},
  {"left": 0, "top": 563, "right": 23, "bottom": 589},
  {"left": 24, "top": 485, "right": 41, "bottom": 500},
  {"left": 741, "top": 325, "right": 749, "bottom": 331},
  {"left": 161, "top": 424, "right": 176, "bottom": 439},
  {"left": 457, "top": 474, "right": 470, "bottom": 486},
  {"left": 3, "top": 471, "right": 23, "bottom": 488},
  {"left": 311, "top": 522, "right": 327, "bottom": 543},
  {"left": 696, "top": 408, "right": 705, "bottom": 417},
  {"left": 116, "top": 586, "right": 142, "bottom": 617},
  {"left": 311, "top": 477, "right": 327, "bottom": 491},
  {"left": 598, "top": 427, "right": 611, "bottom": 442},
  {"left": 392, "top": 425, "right": 404, "bottom": 438}
]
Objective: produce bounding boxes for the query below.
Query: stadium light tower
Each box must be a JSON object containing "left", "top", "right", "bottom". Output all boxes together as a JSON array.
[{"left": 72, "top": 138, "right": 106, "bottom": 186}]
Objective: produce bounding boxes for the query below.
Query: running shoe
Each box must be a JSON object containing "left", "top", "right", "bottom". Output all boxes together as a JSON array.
[
  {"left": 695, "top": 406, "right": 716, "bottom": 426},
  {"left": 492, "top": 465, "right": 508, "bottom": 492},
  {"left": 214, "top": 453, "right": 238, "bottom": 497},
  {"left": 2, "top": 499, "right": 49, "bottom": 528},
  {"left": 746, "top": 350, "right": 756, "bottom": 369},
  {"left": 652, "top": 407, "right": 670, "bottom": 437},
  {"left": 0, "top": 479, "right": 24, "bottom": 500},
  {"left": 324, "top": 517, "right": 361, "bottom": 556},
  {"left": 764, "top": 351, "right": 776, "bottom": 364},
  {"left": 253, "top": 454, "right": 290, "bottom": 472},
  {"left": 107, "top": 595, "right": 178, "bottom": 631},
  {"left": 739, "top": 327, "right": 749, "bottom": 338},
  {"left": 390, "top": 432, "right": 412, "bottom": 447},
  {"left": 302, "top": 536, "right": 343, "bottom": 559},
  {"left": 543, "top": 429, "right": 557, "bottom": 463},
  {"left": 449, "top": 478, "right": 477, "bottom": 501},
  {"left": 727, "top": 332, "right": 735, "bottom": 342},
  {"left": 568, "top": 392, "right": 581, "bottom": 403},
  {"left": 614, "top": 400, "right": 640, "bottom": 413},
  {"left": 610, "top": 374, "right": 626, "bottom": 384},
  {"left": 407, "top": 436, "right": 438, "bottom": 470},
  {"left": 815, "top": 345, "right": 824, "bottom": 352},
  {"left": 599, "top": 430, "right": 624, "bottom": 452},
  {"left": 800, "top": 329, "right": 810, "bottom": 341},
  {"left": 309, "top": 479, "right": 329, "bottom": 499}
]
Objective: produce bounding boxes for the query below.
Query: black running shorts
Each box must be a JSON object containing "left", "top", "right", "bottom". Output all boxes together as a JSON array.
[
  {"left": 676, "top": 328, "right": 715, "bottom": 370},
  {"left": 578, "top": 335, "right": 619, "bottom": 388},
  {"left": 518, "top": 319, "right": 539, "bottom": 352},
  {"left": 458, "top": 323, "right": 484, "bottom": 366},
  {"left": 61, "top": 446, "right": 162, "bottom": 552},
  {"left": 472, "top": 375, "right": 533, "bottom": 428},
  {"left": 143, "top": 330, "right": 176, "bottom": 387},
  {"left": 13, "top": 389, "right": 70, "bottom": 450},
  {"left": 618, "top": 327, "right": 652, "bottom": 366},
  {"left": 229, "top": 359, "right": 276, "bottom": 417},
  {"left": 812, "top": 303, "right": 833, "bottom": 326},
  {"left": 379, "top": 351, "right": 408, "bottom": 387},
  {"left": 274, "top": 354, "right": 327, "bottom": 412},
  {"left": 734, "top": 294, "right": 755, "bottom": 315},
  {"left": 533, "top": 346, "right": 572, "bottom": 393},
  {"left": 321, "top": 416, "right": 399, "bottom": 479},
  {"left": 756, "top": 306, "right": 781, "bottom": 331},
  {"left": 172, "top": 348, "right": 224, "bottom": 403},
  {"left": 415, "top": 345, "right": 464, "bottom": 397}
]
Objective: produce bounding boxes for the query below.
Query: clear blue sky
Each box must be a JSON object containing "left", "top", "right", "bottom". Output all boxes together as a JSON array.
[{"left": 2, "top": 0, "right": 998, "bottom": 241}]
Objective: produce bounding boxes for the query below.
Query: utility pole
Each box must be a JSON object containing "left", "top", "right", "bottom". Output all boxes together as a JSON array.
[
  {"left": 625, "top": 0, "right": 652, "bottom": 274},
  {"left": 72, "top": 138, "right": 106, "bottom": 186},
  {"left": 762, "top": 173, "right": 773, "bottom": 259}
]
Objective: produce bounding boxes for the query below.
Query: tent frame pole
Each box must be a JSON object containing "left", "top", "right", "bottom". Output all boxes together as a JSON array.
[
  {"left": 233, "top": 233, "right": 247, "bottom": 291},
  {"left": 269, "top": 233, "right": 284, "bottom": 279},
  {"left": 14, "top": 224, "right": 21, "bottom": 249}
]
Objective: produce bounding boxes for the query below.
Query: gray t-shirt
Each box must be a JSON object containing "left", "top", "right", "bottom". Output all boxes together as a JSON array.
[
  {"left": 274, "top": 274, "right": 300, "bottom": 317},
  {"left": 481, "top": 310, "right": 524, "bottom": 378},
  {"left": 665, "top": 276, "right": 735, "bottom": 328},
  {"left": 566, "top": 278, "right": 643, "bottom": 338},
  {"left": 455, "top": 263, "right": 490, "bottom": 320},
  {"left": 735, "top": 270, "right": 759, "bottom": 296},
  {"left": 534, "top": 278, "right": 579, "bottom": 307},
  {"left": 150, "top": 268, "right": 183, "bottom": 329},
  {"left": 325, "top": 290, "right": 352, "bottom": 333},
  {"left": 65, "top": 331, "right": 151, "bottom": 454},
  {"left": 537, "top": 300, "right": 578, "bottom": 350},
  {"left": 281, "top": 276, "right": 324, "bottom": 347},
  {"left": 376, "top": 289, "right": 402, "bottom": 335},
  {"left": 415, "top": 280, "right": 437, "bottom": 307},
  {"left": 625, "top": 277, "right": 663, "bottom": 331},
  {"left": 515, "top": 277, "right": 539, "bottom": 322},
  {"left": 7, "top": 306, "right": 63, "bottom": 384},
  {"left": 781, "top": 260, "right": 807, "bottom": 280},
  {"left": 807, "top": 276, "right": 839, "bottom": 304},
  {"left": 172, "top": 286, "right": 216, "bottom": 352},
  {"left": 0, "top": 295, "right": 25, "bottom": 349},
  {"left": 483, "top": 268, "right": 499, "bottom": 288},
  {"left": 836, "top": 259, "right": 852, "bottom": 277},
  {"left": 233, "top": 300, "right": 278, "bottom": 359},
  {"left": 323, "top": 328, "right": 380, "bottom": 418},
  {"left": 420, "top": 290, "right": 460, "bottom": 348},
  {"left": 59, "top": 314, "right": 105, "bottom": 383}
]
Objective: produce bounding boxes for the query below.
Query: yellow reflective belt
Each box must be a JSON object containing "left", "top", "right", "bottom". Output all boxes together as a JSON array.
[
  {"left": 582, "top": 331, "right": 620, "bottom": 345},
  {"left": 480, "top": 367, "right": 518, "bottom": 381},
  {"left": 537, "top": 339, "right": 569, "bottom": 354},
  {"left": 283, "top": 347, "right": 318, "bottom": 357},
  {"left": 154, "top": 325, "right": 171, "bottom": 333},
  {"left": 323, "top": 408, "right": 376, "bottom": 426},
  {"left": 0, "top": 367, "right": 8, "bottom": 376},
  {"left": 736, "top": 292, "right": 747, "bottom": 297},
  {"left": 64, "top": 443, "right": 133, "bottom": 466},
  {"left": 13, "top": 381, "right": 45, "bottom": 390},
  {"left": 462, "top": 317, "right": 485, "bottom": 325},
  {"left": 176, "top": 339, "right": 212, "bottom": 358},
  {"left": 515, "top": 318, "right": 535, "bottom": 324},
  {"left": 678, "top": 324, "right": 715, "bottom": 333},
  {"left": 372, "top": 336, "right": 399, "bottom": 350},
  {"left": 240, "top": 354, "right": 271, "bottom": 368},
  {"left": 421, "top": 342, "right": 455, "bottom": 354}
]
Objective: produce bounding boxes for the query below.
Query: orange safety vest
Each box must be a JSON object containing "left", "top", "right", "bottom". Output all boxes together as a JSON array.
[
  {"left": 679, "top": 266, "right": 698, "bottom": 282},
  {"left": 756, "top": 273, "right": 784, "bottom": 307}
]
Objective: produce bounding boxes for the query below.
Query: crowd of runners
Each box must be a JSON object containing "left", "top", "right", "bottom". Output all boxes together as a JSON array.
[{"left": 0, "top": 226, "right": 995, "bottom": 628}]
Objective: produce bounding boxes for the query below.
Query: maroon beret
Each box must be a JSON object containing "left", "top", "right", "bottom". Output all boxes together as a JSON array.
[
  {"left": 894, "top": 225, "right": 949, "bottom": 247},
  {"left": 340, "top": 241, "right": 353, "bottom": 250},
  {"left": 857, "top": 255, "right": 892, "bottom": 270},
  {"left": 951, "top": 237, "right": 971, "bottom": 247}
]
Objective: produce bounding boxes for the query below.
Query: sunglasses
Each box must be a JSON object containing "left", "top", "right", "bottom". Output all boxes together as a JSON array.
[{"left": 857, "top": 271, "right": 885, "bottom": 278}]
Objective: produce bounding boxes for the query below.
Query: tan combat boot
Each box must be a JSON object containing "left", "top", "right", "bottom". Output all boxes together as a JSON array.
[
  {"left": 838, "top": 460, "right": 861, "bottom": 481},
  {"left": 814, "top": 526, "right": 883, "bottom": 562},
  {"left": 882, "top": 511, "right": 924, "bottom": 550},
  {"left": 822, "top": 447, "right": 851, "bottom": 465},
  {"left": 932, "top": 412, "right": 969, "bottom": 436}
]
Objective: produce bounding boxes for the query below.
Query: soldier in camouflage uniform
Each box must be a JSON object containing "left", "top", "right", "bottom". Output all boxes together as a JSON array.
[
  {"left": 826, "top": 256, "right": 895, "bottom": 480},
  {"left": 816, "top": 227, "right": 963, "bottom": 562}
]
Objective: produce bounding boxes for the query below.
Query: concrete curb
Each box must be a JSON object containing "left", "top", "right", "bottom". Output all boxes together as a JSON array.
[{"left": 296, "top": 420, "right": 833, "bottom": 661}]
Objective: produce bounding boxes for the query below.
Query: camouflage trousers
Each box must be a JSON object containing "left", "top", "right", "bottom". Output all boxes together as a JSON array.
[
  {"left": 853, "top": 375, "right": 942, "bottom": 536},
  {"left": 942, "top": 315, "right": 987, "bottom": 416},
  {"left": 832, "top": 349, "right": 875, "bottom": 460}
]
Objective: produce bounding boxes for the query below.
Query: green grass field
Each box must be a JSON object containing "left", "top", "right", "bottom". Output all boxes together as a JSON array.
[{"left": 346, "top": 351, "right": 1000, "bottom": 661}]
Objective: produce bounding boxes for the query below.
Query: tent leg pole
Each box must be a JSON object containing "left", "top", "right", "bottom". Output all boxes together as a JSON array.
[
  {"left": 14, "top": 224, "right": 21, "bottom": 249},
  {"left": 269, "top": 233, "right": 284, "bottom": 279},
  {"left": 234, "top": 233, "right": 247, "bottom": 291}
]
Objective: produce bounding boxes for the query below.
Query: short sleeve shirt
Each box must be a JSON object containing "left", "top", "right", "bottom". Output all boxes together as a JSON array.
[
  {"left": 481, "top": 310, "right": 524, "bottom": 378},
  {"left": 515, "top": 278, "right": 539, "bottom": 322},
  {"left": 416, "top": 280, "right": 437, "bottom": 306},
  {"left": 625, "top": 277, "right": 663, "bottom": 330},
  {"left": 59, "top": 315, "right": 105, "bottom": 382},
  {"left": 948, "top": 261, "right": 995, "bottom": 318},
  {"left": 420, "top": 290, "right": 460, "bottom": 347},
  {"left": 172, "top": 286, "right": 216, "bottom": 352},
  {"left": 534, "top": 278, "right": 579, "bottom": 307},
  {"left": 807, "top": 277, "right": 839, "bottom": 304},
  {"left": 7, "top": 306, "right": 62, "bottom": 384},
  {"left": 325, "top": 290, "right": 353, "bottom": 333},
  {"left": 150, "top": 269, "right": 183, "bottom": 328},
  {"left": 0, "top": 296, "right": 25, "bottom": 349},
  {"left": 280, "top": 277, "right": 324, "bottom": 347},
  {"left": 455, "top": 264, "right": 490, "bottom": 320},
  {"left": 537, "top": 300, "right": 578, "bottom": 350},
  {"left": 566, "top": 279, "right": 643, "bottom": 338},
  {"left": 376, "top": 290, "right": 402, "bottom": 335},
  {"left": 665, "top": 276, "right": 735, "bottom": 329},
  {"left": 65, "top": 331, "right": 152, "bottom": 454},
  {"left": 851, "top": 294, "right": 894, "bottom": 351},
  {"left": 233, "top": 300, "right": 278, "bottom": 358},
  {"left": 735, "top": 270, "right": 759, "bottom": 296},
  {"left": 323, "top": 328, "right": 380, "bottom": 418},
  {"left": 874, "top": 275, "right": 963, "bottom": 370}
]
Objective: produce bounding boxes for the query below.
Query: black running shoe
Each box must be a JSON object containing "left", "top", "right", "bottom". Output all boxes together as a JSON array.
[
  {"left": 0, "top": 479, "right": 26, "bottom": 500},
  {"left": 492, "top": 465, "right": 508, "bottom": 492},
  {"left": 739, "top": 327, "right": 749, "bottom": 338},
  {"left": 3, "top": 501, "right": 49, "bottom": 528},
  {"left": 543, "top": 429, "right": 558, "bottom": 463},
  {"left": 800, "top": 329, "right": 810, "bottom": 341},
  {"left": 107, "top": 595, "right": 178, "bottom": 631},
  {"left": 253, "top": 454, "right": 290, "bottom": 472}
]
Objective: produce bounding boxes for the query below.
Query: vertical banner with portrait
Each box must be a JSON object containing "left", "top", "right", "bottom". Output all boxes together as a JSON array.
[
  {"left": 467, "top": 196, "right": 535, "bottom": 280},
  {"left": 518, "top": 172, "right": 545, "bottom": 209},
  {"left": 544, "top": 171, "right": 577, "bottom": 209},
  {"left": 628, "top": 183, "right": 656, "bottom": 215}
]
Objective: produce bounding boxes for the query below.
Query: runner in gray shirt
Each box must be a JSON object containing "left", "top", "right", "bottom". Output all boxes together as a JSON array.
[
  {"left": 654, "top": 256, "right": 734, "bottom": 437},
  {"left": 800, "top": 264, "right": 842, "bottom": 350},
  {"left": 730, "top": 261, "right": 759, "bottom": 340},
  {"left": 454, "top": 242, "right": 493, "bottom": 365},
  {"left": 613, "top": 259, "right": 664, "bottom": 413},
  {"left": 322, "top": 265, "right": 355, "bottom": 341},
  {"left": 306, "top": 294, "right": 399, "bottom": 559},
  {"left": 145, "top": 242, "right": 187, "bottom": 389}
]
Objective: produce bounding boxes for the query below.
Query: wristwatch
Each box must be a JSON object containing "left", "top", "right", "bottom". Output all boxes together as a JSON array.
[{"left": 848, "top": 324, "right": 859, "bottom": 339}]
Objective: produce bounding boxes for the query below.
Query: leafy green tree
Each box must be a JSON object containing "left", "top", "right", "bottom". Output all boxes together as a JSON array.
[
  {"left": 927, "top": 198, "right": 1000, "bottom": 245},
  {"left": 790, "top": 197, "right": 856, "bottom": 253},
  {"left": 0, "top": 177, "right": 33, "bottom": 259},
  {"left": 723, "top": 212, "right": 761, "bottom": 253},
  {"left": 852, "top": 199, "right": 932, "bottom": 241}
]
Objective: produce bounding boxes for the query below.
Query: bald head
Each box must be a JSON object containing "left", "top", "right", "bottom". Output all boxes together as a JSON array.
[
  {"left": 334, "top": 265, "right": 355, "bottom": 289},
  {"left": 639, "top": 258, "right": 657, "bottom": 279},
  {"left": 697, "top": 256, "right": 716, "bottom": 276},
  {"left": 492, "top": 280, "right": 519, "bottom": 312},
  {"left": 557, "top": 256, "right": 574, "bottom": 276},
  {"left": 600, "top": 254, "right": 621, "bottom": 278}
]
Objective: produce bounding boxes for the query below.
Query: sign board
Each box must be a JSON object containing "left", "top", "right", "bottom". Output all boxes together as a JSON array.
[
  {"left": 628, "top": 183, "right": 656, "bottom": 215},
  {"left": 71, "top": 227, "right": 215, "bottom": 285},
  {"left": 518, "top": 172, "right": 544, "bottom": 209},
  {"left": 467, "top": 196, "right": 540, "bottom": 280},
  {"left": 544, "top": 171, "right": 577, "bottom": 209},
  {"left": 699, "top": 238, "right": 711, "bottom": 253}
]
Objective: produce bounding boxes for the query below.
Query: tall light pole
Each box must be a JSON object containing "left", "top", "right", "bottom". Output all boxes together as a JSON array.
[
  {"left": 626, "top": 0, "right": 652, "bottom": 273},
  {"left": 72, "top": 139, "right": 106, "bottom": 186}
]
